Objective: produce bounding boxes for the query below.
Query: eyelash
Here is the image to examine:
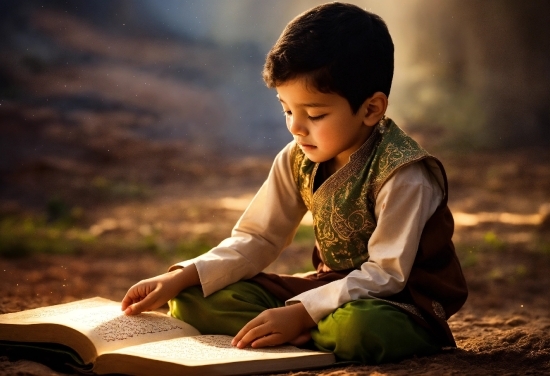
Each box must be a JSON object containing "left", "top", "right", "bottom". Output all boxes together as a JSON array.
[
  {"left": 282, "top": 111, "right": 326, "bottom": 121},
  {"left": 309, "top": 114, "right": 326, "bottom": 121}
]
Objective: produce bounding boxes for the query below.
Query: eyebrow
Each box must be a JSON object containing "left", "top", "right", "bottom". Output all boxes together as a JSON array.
[{"left": 277, "top": 97, "right": 330, "bottom": 108}]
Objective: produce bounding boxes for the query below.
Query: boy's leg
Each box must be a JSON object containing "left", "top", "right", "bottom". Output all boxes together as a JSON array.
[
  {"left": 311, "top": 299, "right": 441, "bottom": 364},
  {"left": 169, "top": 281, "right": 283, "bottom": 336}
]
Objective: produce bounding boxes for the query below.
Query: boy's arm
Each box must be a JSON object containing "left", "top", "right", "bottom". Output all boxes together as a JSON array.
[
  {"left": 121, "top": 264, "right": 200, "bottom": 314},
  {"left": 121, "top": 142, "right": 305, "bottom": 315},
  {"left": 169, "top": 142, "right": 307, "bottom": 296},
  {"left": 287, "top": 161, "right": 443, "bottom": 323},
  {"left": 231, "top": 161, "right": 443, "bottom": 349}
]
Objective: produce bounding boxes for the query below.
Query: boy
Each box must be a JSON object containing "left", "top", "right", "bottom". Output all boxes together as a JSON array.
[{"left": 122, "top": 2, "right": 467, "bottom": 364}]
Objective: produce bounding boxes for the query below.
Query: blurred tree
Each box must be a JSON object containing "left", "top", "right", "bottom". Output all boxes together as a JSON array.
[
  {"left": 406, "top": 0, "right": 550, "bottom": 149},
  {"left": 1, "top": 0, "right": 549, "bottom": 150}
]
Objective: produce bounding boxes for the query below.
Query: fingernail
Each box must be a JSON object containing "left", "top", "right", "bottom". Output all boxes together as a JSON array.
[{"left": 124, "top": 307, "right": 132, "bottom": 315}]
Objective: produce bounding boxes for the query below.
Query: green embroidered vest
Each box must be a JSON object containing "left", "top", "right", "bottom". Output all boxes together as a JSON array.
[{"left": 290, "top": 119, "right": 434, "bottom": 271}]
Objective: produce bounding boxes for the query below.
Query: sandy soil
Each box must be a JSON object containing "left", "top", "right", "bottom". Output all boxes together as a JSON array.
[
  {"left": 1, "top": 144, "right": 549, "bottom": 375},
  {"left": 1, "top": 248, "right": 550, "bottom": 376}
]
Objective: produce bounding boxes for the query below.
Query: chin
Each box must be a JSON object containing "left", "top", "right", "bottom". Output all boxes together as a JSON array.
[{"left": 304, "top": 153, "right": 327, "bottom": 163}]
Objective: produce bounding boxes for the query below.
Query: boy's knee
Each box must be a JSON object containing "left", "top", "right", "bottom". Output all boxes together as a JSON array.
[
  {"left": 169, "top": 282, "right": 253, "bottom": 320},
  {"left": 169, "top": 285, "right": 205, "bottom": 321},
  {"left": 169, "top": 281, "right": 282, "bottom": 335},
  {"left": 169, "top": 284, "right": 246, "bottom": 335},
  {"left": 313, "top": 299, "right": 440, "bottom": 364},
  {"left": 313, "top": 301, "right": 379, "bottom": 362}
]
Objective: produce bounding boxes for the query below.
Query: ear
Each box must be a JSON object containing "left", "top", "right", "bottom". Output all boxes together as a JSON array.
[{"left": 361, "top": 92, "right": 388, "bottom": 127}]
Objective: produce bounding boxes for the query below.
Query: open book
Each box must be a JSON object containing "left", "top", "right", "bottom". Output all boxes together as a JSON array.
[{"left": 0, "top": 297, "right": 335, "bottom": 376}]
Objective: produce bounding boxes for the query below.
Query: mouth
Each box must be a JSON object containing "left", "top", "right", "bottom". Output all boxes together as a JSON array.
[{"left": 298, "top": 141, "right": 316, "bottom": 150}]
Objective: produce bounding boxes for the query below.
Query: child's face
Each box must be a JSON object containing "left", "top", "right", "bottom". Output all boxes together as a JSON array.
[{"left": 276, "top": 78, "right": 374, "bottom": 172}]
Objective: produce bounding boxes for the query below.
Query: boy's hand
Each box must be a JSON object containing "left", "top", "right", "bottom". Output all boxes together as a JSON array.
[
  {"left": 121, "top": 264, "right": 199, "bottom": 315},
  {"left": 231, "top": 303, "right": 316, "bottom": 348}
]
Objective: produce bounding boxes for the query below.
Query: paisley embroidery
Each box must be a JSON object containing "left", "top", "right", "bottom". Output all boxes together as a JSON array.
[
  {"left": 432, "top": 300, "right": 447, "bottom": 320},
  {"left": 290, "top": 119, "right": 433, "bottom": 271},
  {"left": 370, "top": 137, "right": 430, "bottom": 202},
  {"left": 331, "top": 201, "right": 373, "bottom": 240}
]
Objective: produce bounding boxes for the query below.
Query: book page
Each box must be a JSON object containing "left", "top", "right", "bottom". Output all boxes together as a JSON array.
[
  {"left": 0, "top": 298, "right": 109, "bottom": 322},
  {"left": 0, "top": 297, "right": 200, "bottom": 354},
  {"left": 108, "top": 335, "right": 333, "bottom": 366}
]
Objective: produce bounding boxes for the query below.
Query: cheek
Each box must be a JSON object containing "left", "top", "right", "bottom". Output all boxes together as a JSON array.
[{"left": 314, "top": 125, "right": 337, "bottom": 144}]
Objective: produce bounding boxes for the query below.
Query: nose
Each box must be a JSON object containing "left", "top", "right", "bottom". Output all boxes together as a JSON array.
[{"left": 287, "top": 116, "right": 308, "bottom": 136}]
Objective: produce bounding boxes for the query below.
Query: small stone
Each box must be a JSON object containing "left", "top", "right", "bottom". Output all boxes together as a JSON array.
[{"left": 506, "top": 317, "right": 527, "bottom": 327}]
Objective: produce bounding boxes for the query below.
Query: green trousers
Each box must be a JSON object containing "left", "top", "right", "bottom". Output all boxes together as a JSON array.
[{"left": 169, "top": 281, "right": 441, "bottom": 364}]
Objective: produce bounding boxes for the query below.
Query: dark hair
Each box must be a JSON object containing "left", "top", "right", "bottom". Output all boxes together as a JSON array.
[{"left": 263, "top": 2, "right": 394, "bottom": 113}]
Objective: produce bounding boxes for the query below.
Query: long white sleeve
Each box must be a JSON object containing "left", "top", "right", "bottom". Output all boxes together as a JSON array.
[
  {"left": 287, "top": 162, "right": 443, "bottom": 322},
  {"left": 170, "top": 142, "right": 308, "bottom": 296},
  {"left": 171, "top": 142, "right": 444, "bottom": 323}
]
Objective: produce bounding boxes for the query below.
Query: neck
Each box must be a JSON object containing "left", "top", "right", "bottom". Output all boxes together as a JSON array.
[{"left": 329, "top": 126, "right": 375, "bottom": 173}]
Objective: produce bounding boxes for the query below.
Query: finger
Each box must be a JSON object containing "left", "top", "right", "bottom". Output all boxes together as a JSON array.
[
  {"left": 125, "top": 290, "right": 161, "bottom": 315},
  {"left": 126, "top": 298, "right": 157, "bottom": 315},
  {"left": 236, "top": 324, "right": 273, "bottom": 349},
  {"left": 250, "top": 333, "right": 285, "bottom": 348},
  {"left": 121, "top": 282, "right": 150, "bottom": 311},
  {"left": 232, "top": 316, "right": 264, "bottom": 346},
  {"left": 121, "top": 292, "right": 140, "bottom": 311}
]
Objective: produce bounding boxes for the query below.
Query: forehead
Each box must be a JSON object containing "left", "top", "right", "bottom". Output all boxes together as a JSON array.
[{"left": 276, "top": 79, "right": 343, "bottom": 108}]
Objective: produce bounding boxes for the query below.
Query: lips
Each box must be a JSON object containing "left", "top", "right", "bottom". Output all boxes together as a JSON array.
[{"left": 298, "top": 141, "right": 316, "bottom": 149}]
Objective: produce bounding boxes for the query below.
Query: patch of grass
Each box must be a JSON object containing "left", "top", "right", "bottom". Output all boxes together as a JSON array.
[
  {"left": 293, "top": 224, "right": 315, "bottom": 245},
  {"left": 485, "top": 264, "right": 529, "bottom": 283},
  {"left": 515, "top": 264, "right": 528, "bottom": 277},
  {"left": 141, "top": 234, "right": 160, "bottom": 252},
  {"left": 145, "top": 235, "right": 217, "bottom": 262},
  {"left": 174, "top": 237, "right": 215, "bottom": 259},
  {"left": 505, "top": 264, "right": 529, "bottom": 284},
  {"left": 46, "top": 197, "right": 84, "bottom": 227},
  {"left": 538, "top": 243, "right": 550, "bottom": 255},
  {"left": 0, "top": 216, "right": 93, "bottom": 258},
  {"left": 483, "top": 231, "right": 506, "bottom": 251},
  {"left": 0, "top": 209, "right": 220, "bottom": 260},
  {"left": 92, "top": 176, "right": 151, "bottom": 200},
  {"left": 0, "top": 198, "right": 97, "bottom": 258},
  {"left": 455, "top": 244, "right": 479, "bottom": 268},
  {"left": 487, "top": 267, "right": 505, "bottom": 281},
  {"left": 287, "top": 254, "right": 314, "bottom": 275},
  {"left": 47, "top": 197, "right": 71, "bottom": 223},
  {"left": 531, "top": 237, "right": 550, "bottom": 255}
]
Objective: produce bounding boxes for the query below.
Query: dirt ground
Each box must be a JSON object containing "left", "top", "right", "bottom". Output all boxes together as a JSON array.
[
  {"left": 1, "top": 129, "right": 549, "bottom": 375},
  {"left": 1, "top": 8, "right": 550, "bottom": 375}
]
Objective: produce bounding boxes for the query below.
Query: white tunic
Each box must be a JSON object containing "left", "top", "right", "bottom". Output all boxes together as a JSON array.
[{"left": 171, "top": 141, "right": 443, "bottom": 323}]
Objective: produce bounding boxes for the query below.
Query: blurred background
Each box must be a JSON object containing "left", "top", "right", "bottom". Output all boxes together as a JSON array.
[
  {"left": 0, "top": 1, "right": 549, "bottom": 310},
  {"left": 2, "top": 0, "right": 549, "bottom": 154}
]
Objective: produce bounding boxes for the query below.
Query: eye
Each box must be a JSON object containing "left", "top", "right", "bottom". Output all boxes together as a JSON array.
[
  {"left": 282, "top": 110, "right": 292, "bottom": 117},
  {"left": 308, "top": 114, "right": 326, "bottom": 121}
]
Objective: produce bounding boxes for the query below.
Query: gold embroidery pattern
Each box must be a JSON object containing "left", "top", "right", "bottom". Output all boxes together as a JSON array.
[
  {"left": 432, "top": 300, "right": 447, "bottom": 320},
  {"left": 290, "top": 143, "right": 315, "bottom": 211},
  {"left": 311, "top": 131, "right": 380, "bottom": 215},
  {"left": 330, "top": 199, "right": 373, "bottom": 240},
  {"left": 309, "top": 132, "right": 380, "bottom": 270},
  {"left": 369, "top": 134, "right": 430, "bottom": 202},
  {"left": 290, "top": 120, "right": 435, "bottom": 271}
]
